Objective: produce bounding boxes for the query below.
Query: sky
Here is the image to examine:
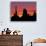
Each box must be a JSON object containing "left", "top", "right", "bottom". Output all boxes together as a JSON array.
[{"left": 10, "top": 2, "right": 36, "bottom": 16}]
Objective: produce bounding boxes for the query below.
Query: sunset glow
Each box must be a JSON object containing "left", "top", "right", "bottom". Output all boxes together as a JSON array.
[{"left": 10, "top": 2, "right": 36, "bottom": 17}]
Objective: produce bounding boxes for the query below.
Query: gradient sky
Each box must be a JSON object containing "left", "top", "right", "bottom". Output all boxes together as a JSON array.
[{"left": 10, "top": 2, "right": 36, "bottom": 16}]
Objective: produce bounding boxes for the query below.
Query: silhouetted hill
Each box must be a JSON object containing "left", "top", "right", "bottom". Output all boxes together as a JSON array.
[{"left": 11, "top": 8, "right": 36, "bottom": 21}]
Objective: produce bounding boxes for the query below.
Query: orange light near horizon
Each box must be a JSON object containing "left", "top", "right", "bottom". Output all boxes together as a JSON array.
[{"left": 10, "top": 2, "right": 36, "bottom": 16}]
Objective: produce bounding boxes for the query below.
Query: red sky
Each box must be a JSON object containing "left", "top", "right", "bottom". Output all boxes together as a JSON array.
[{"left": 10, "top": 2, "right": 36, "bottom": 16}]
